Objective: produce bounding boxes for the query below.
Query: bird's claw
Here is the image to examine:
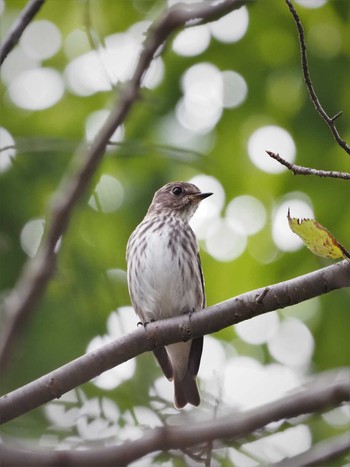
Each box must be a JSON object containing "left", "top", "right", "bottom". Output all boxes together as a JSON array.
[{"left": 137, "top": 318, "right": 155, "bottom": 328}]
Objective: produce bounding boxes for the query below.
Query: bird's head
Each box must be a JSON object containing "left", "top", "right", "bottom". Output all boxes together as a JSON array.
[{"left": 147, "top": 182, "right": 212, "bottom": 221}]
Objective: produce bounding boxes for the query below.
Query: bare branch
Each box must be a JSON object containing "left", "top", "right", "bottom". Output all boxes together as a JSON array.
[
  {"left": 0, "top": 0, "right": 249, "bottom": 374},
  {"left": 0, "top": 370, "right": 348, "bottom": 466},
  {"left": 274, "top": 432, "right": 350, "bottom": 467},
  {"left": 0, "top": 145, "right": 16, "bottom": 153},
  {"left": 266, "top": 151, "right": 350, "bottom": 180},
  {"left": 0, "top": 0, "right": 45, "bottom": 65},
  {"left": 285, "top": 0, "right": 350, "bottom": 155},
  {"left": 0, "top": 260, "right": 349, "bottom": 425}
]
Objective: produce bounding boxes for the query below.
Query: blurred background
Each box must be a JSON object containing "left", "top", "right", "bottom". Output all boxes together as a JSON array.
[{"left": 1, "top": 0, "right": 349, "bottom": 464}]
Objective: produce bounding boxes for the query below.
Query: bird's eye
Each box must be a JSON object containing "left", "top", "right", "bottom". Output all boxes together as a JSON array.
[{"left": 172, "top": 186, "right": 183, "bottom": 196}]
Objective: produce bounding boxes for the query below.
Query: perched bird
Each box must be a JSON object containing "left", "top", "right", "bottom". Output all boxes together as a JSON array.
[{"left": 126, "top": 182, "right": 212, "bottom": 408}]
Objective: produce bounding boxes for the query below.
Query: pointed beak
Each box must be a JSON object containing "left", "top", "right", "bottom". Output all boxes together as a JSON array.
[{"left": 193, "top": 192, "right": 213, "bottom": 201}]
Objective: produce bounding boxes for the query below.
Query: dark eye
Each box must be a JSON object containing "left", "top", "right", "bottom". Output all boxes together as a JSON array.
[{"left": 172, "top": 186, "right": 183, "bottom": 196}]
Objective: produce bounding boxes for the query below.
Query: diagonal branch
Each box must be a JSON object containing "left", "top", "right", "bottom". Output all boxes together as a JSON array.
[
  {"left": 266, "top": 151, "right": 350, "bottom": 180},
  {"left": 285, "top": 0, "right": 350, "bottom": 155},
  {"left": 0, "top": 0, "right": 249, "bottom": 374},
  {"left": 0, "top": 260, "right": 349, "bottom": 425},
  {"left": 0, "top": 370, "right": 348, "bottom": 466},
  {"left": 274, "top": 432, "right": 350, "bottom": 467},
  {"left": 0, "top": 0, "right": 46, "bottom": 65}
]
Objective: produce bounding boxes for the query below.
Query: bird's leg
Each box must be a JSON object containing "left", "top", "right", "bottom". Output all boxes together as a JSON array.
[{"left": 183, "top": 307, "right": 195, "bottom": 318}]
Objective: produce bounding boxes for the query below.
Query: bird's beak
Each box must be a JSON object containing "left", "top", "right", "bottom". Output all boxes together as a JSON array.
[{"left": 193, "top": 192, "right": 213, "bottom": 201}]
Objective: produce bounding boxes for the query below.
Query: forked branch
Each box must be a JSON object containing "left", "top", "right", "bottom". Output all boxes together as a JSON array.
[{"left": 285, "top": 0, "right": 350, "bottom": 155}]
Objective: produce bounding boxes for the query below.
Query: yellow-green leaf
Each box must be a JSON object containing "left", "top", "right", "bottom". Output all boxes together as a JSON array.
[{"left": 287, "top": 209, "right": 350, "bottom": 260}]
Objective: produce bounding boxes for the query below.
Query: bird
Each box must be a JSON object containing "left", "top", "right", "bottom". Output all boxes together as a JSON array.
[{"left": 126, "top": 181, "right": 212, "bottom": 408}]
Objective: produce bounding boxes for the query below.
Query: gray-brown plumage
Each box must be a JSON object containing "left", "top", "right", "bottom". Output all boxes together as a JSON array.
[{"left": 126, "top": 182, "right": 212, "bottom": 408}]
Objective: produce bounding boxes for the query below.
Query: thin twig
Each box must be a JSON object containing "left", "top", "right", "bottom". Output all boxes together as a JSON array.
[
  {"left": 0, "top": 0, "right": 249, "bottom": 374},
  {"left": 0, "top": 371, "right": 348, "bottom": 466},
  {"left": 0, "top": 145, "right": 16, "bottom": 153},
  {"left": 266, "top": 151, "right": 350, "bottom": 180},
  {"left": 0, "top": 260, "right": 349, "bottom": 425},
  {"left": 285, "top": 0, "right": 350, "bottom": 155},
  {"left": 0, "top": 0, "right": 45, "bottom": 65},
  {"left": 107, "top": 140, "right": 204, "bottom": 160}
]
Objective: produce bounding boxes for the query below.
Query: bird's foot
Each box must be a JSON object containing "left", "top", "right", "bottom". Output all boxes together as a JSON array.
[
  {"left": 183, "top": 308, "right": 195, "bottom": 318},
  {"left": 137, "top": 318, "right": 155, "bottom": 328}
]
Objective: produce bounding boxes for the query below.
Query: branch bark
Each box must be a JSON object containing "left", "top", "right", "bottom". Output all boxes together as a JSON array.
[
  {"left": 0, "top": 0, "right": 248, "bottom": 374},
  {"left": 0, "top": 0, "right": 45, "bottom": 65},
  {"left": 0, "top": 260, "right": 349, "bottom": 425},
  {"left": 274, "top": 432, "right": 350, "bottom": 467},
  {"left": 0, "top": 370, "right": 348, "bottom": 466},
  {"left": 266, "top": 151, "right": 350, "bottom": 180}
]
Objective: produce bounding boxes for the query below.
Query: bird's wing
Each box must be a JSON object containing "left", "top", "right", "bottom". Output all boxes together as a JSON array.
[
  {"left": 153, "top": 347, "right": 174, "bottom": 380},
  {"left": 197, "top": 252, "right": 206, "bottom": 309},
  {"left": 188, "top": 336, "right": 203, "bottom": 377},
  {"left": 186, "top": 252, "right": 206, "bottom": 379}
]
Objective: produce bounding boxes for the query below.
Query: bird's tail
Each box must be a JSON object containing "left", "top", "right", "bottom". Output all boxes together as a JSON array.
[{"left": 174, "top": 371, "right": 200, "bottom": 409}]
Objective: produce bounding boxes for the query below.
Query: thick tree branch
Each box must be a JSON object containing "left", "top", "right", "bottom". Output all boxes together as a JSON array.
[
  {"left": 285, "top": 0, "right": 350, "bottom": 155},
  {"left": 0, "top": 0, "right": 45, "bottom": 65},
  {"left": 0, "top": 260, "right": 349, "bottom": 425},
  {"left": 274, "top": 432, "right": 350, "bottom": 467},
  {"left": 266, "top": 151, "right": 350, "bottom": 180},
  {"left": 0, "top": 0, "right": 248, "bottom": 374},
  {"left": 0, "top": 370, "right": 348, "bottom": 466}
]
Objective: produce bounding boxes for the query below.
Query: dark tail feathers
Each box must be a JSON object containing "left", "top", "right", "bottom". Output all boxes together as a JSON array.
[{"left": 174, "top": 371, "right": 200, "bottom": 409}]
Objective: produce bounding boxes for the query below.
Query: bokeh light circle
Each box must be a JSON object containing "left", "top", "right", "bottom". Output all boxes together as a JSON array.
[
  {"left": 178, "top": 63, "right": 223, "bottom": 134},
  {"left": 189, "top": 174, "right": 225, "bottom": 240},
  {"left": 88, "top": 175, "right": 124, "bottom": 213},
  {"left": 210, "top": 7, "right": 249, "bottom": 43},
  {"left": 65, "top": 51, "right": 110, "bottom": 96},
  {"left": 172, "top": 25, "right": 211, "bottom": 57},
  {"left": 222, "top": 70, "right": 248, "bottom": 108},
  {"left": 189, "top": 174, "right": 225, "bottom": 218},
  {"left": 268, "top": 318, "right": 314, "bottom": 368},
  {"left": 86, "top": 308, "right": 137, "bottom": 390},
  {"left": 0, "top": 127, "right": 16, "bottom": 173},
  {"left": 8, "top": 68, "right": 64, "bottom": 110},
  {"left": 308, "top": 23, "right": 342, "bottom": 58},
  {"left": 20, "top": 20, "right": 61, "bottom": 60},
  {"left": 1, "top": 48, "right": 39, "bottom": 85},
  {"left": 226, "top": 195, "right": 267, "bottom": 236},
  {"left": 295, "top": 0, "right": 327, "bottom": 8},
  {"left": 223, "top": 357, "right": 300, "bottom": 409},
  {"left": 20, "top": 218, "right": 45, "bottom": 257},
  {"left": 87, "top": 336, "right": 135, "bottom": 390},
  {"left": 235, "top": 311, "right": 279, "bottom": 345},
  {"left": 247, "top": 125, "right": 296, "bottom": 173},
  {"left": 272, "top": 194, "right": 314, "bottom": 252},
  {"left": 241, "top": 424, "right": 312, "bottom": 464},
  {"left": 142, "top": 57, "right": 164, "bottom": 89},
  {"left": 200, "top": 336, "right": 227, "bottom": 380},
  {"left": 85, "top": 110, "right": 124, "bottom": 145},
  {"left": 205, "top": 218, "right": 247, "bottom": 262}
]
